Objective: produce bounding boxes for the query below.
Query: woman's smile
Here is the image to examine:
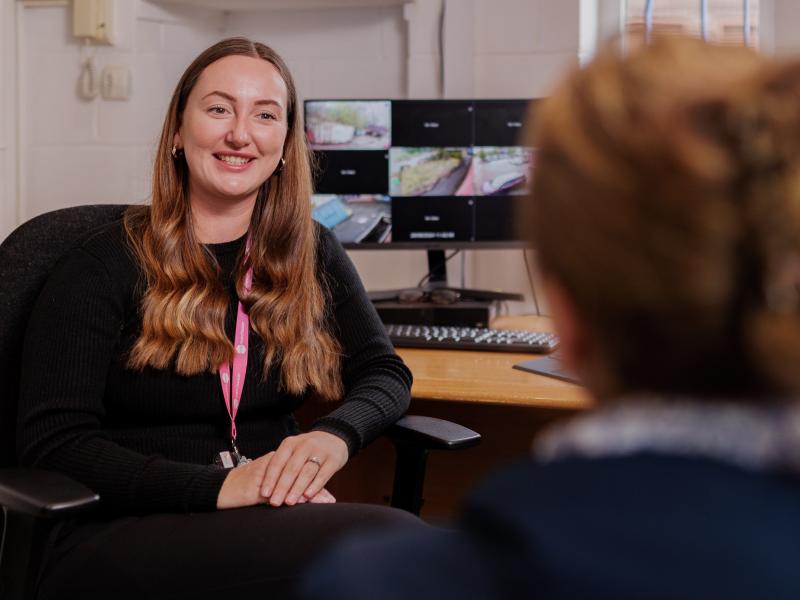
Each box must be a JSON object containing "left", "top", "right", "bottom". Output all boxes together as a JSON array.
[
  {"left": 174, "top": 54, "right": 288, "bottom": 206},
  {"left": 214, "top": 152, "right": 256, "bottom": 169}
]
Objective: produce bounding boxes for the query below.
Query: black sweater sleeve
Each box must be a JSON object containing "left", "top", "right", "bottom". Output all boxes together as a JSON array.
[
  {"left": 311, "top": 227, "right": 412, "bottom": 455},
  {"left": 16, "top": 224, "right": 410, "bottom": 514},
  {"left": 16, "top": 239, "right": 229, "bottom": 515}
]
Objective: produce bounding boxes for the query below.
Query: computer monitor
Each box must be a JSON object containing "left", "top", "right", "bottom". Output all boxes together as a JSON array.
[{"left": 305, "top": 99, "right": 535, "bottom": 251}]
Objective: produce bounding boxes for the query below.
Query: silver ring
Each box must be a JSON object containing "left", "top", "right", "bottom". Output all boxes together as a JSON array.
[{"left": 307, "top": 456, "right": 322, "bottom": 467}]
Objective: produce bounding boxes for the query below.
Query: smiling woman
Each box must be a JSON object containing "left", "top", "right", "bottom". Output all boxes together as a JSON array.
[
  {"left": 175, "top": 55, "right": 288, "bottom": 229},
  {"left": 18, "top": 37, "right": 423, "bottom": 599}
]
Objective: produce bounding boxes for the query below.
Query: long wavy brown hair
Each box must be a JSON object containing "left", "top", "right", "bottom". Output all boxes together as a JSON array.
[
  {"left": 124, "top": 37, "right": 342, "bottom": 399},
  {"left": 527, "top": 36, "right": 800, "bottom": 398}
]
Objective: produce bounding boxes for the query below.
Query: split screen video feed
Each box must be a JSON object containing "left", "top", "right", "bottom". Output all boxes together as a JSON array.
[{"left": 305, "top": 99, "right": 534, "bottom": 247}]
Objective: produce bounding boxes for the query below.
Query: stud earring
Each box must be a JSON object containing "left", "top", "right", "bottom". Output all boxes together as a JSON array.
[
  {"left": 275, "top": 157, "right": 286, "bottom": 174},
  {"left": 171, "top": 145, "right": 182, "bottom": 158}
]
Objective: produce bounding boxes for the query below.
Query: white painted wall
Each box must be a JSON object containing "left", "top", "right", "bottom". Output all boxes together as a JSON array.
[
  {"left": 0, "top": 0, "right": 18, "bottom": 242},
  {"left": 768, "top": 0, "right": 800, "bottom": 55},
  {"left": 17, "top": 0, "right": 223, "bottom": 223},
  {"left": 223, "top": 6, "right": 407, "bottom": 100},
  {"left": 406, "top": 0, "right": 444, "bottom": 98}
]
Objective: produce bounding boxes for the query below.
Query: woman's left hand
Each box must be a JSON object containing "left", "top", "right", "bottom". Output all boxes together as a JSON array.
[{"left": 260, "top": 431, "right": 349, "bottom": 507}]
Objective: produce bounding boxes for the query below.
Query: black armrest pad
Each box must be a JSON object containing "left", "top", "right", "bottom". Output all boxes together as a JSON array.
[
  {"left": 0, "top": 468, "right": 100, "bottom": 518},
  {"left": 386, "top": 415, "right": 481, "bottom": 451}
]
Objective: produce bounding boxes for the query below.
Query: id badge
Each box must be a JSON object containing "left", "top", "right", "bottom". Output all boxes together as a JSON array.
[{"left": 214, "top": 451, "right": 236, "bottom": 469}]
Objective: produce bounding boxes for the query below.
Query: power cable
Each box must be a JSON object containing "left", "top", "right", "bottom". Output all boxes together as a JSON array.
[
  {"left": 417, "top": 249, "right": 461, "bottom": 288},
  {"left": 523, "top": 249, "right": 541, "bottom": 316},
  {"left": 438, "top": 0, "right": 446, "bottom": 96}
]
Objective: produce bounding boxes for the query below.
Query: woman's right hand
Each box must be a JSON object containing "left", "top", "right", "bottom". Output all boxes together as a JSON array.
[
  {"left": 216, "top": 452, "right": 336, "bottom": 509},
  {"left": 217, "top": 453, "right": 273, "bottom": 509}
]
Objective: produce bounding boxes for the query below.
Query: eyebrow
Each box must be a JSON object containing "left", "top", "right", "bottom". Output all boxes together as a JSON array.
[{"left": 201, "top": 90, "right": 283, "bottom": 109}]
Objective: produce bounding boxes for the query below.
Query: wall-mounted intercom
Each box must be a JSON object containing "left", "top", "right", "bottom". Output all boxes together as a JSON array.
[{"left": 73, "top": 0, "right": 114, "bottom": 45}]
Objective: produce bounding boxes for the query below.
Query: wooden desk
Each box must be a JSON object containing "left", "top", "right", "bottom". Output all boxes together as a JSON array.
[
  {"left": 301, "top": 315, "right": 592, "bottom": 521},
  {"left": 397, "top": 315, "right": 590, "bottom": 410}
]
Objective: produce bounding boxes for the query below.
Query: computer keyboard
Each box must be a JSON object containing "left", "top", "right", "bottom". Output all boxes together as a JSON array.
[{"left": 385, "top": 324, "right": 559, "bottom": 353}]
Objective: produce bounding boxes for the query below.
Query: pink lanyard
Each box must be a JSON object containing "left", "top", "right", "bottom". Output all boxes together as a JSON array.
[{"left": 218, "top": 240, "right": 253, "bottom": 450}]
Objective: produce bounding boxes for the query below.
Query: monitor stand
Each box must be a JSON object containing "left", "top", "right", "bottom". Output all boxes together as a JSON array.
[{"left": 368, "top": 249, "right": 524, "bottom": 303}]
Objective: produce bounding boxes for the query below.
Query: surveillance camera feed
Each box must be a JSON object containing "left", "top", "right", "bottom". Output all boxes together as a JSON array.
[
  {"left": 389, "top": 148, "right": 473, "bottom": 197},
  {"left": 305, "top": 100, "right": 391, "bottom": 150},
  {"left": 473, "top": 147, "right": 532, "bottom": 196},
  {"left": 306, "top": 99, "right": 534, "bottom": 247}
]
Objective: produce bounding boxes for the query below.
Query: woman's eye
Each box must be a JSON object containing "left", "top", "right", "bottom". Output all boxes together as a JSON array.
[
  {"left": 258, "top": 112, "right": 277, "bottom": 121},
  {"left": 208, "top": 106, "right": 227, "bottom": 115}
]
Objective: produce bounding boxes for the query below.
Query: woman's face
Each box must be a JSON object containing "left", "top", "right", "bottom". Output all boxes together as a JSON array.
[{"left": 174, "top": 54, "right": 289, "bottom": 207}]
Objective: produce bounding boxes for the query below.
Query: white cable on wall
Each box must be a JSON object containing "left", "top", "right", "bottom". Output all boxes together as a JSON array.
[
  {"left": 743, "top": 0, "right": 751, "bottom": 46},
  {"left": 438, "top": 0, "right": 445, "bottom": 98},
  {"left": 644, "top": 0, "right": 654, "bottom": 44},
  {"left": 700, "top": 0, "right": 709, "bottom": 40}
]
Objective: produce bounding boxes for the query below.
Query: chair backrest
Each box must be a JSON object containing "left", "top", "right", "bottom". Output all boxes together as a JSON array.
[{"left": 0, "top": 204, "right": 130, "bottom": 467}]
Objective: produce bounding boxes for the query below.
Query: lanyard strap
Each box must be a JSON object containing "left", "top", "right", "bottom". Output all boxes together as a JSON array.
[{"left": 218, "top": 240, "right": 253, "bottom": 443}]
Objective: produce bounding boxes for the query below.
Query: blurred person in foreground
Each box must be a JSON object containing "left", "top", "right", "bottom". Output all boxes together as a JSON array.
[{"left": 299, "top": 35, "right": 800, "bottom": 599}]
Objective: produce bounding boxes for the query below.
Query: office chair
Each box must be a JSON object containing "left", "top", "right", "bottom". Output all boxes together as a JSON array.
[{"left": 0, "top": 204, "right": 480, "bottom": 600}]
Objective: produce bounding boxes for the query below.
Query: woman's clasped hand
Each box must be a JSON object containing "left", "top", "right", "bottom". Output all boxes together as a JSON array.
[{"left": 216, "top": 431, "right": 349, "bottom": 509}]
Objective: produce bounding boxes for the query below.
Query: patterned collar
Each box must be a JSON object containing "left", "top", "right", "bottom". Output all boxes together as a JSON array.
[{"left": 534, "top": 397, "right": 800, "bottom": 473}]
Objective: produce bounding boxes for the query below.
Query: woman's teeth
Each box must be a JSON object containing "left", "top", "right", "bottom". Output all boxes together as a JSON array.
[{"left": 217, "top": 155, "right": 251, "bottom": 166}]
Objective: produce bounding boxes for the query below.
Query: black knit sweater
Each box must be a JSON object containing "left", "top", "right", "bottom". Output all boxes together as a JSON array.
[{"left": 17, "top": 219, "right": 411, "bottom": 515}]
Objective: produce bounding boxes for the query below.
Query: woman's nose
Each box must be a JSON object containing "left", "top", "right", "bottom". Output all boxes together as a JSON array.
[{"left": 226, "top": 114, "right": 251, "bottom": 147}]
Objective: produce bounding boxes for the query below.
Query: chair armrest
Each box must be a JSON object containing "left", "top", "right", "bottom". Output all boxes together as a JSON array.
[
  {"left": 0, "top": 468, "right": 100, "bottom": 518},
  {"left": 385, "top": 415, "right": 481, "bottom": 451}
]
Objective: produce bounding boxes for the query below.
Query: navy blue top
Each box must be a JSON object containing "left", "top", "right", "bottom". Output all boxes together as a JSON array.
[{"left": 301, "top": 453, "right": 800, "bottom": 599}]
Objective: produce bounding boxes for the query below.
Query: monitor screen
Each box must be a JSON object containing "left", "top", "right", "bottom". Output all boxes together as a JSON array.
[{"left": 305, "top": 99, "right": 535, "bottom": 249}]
